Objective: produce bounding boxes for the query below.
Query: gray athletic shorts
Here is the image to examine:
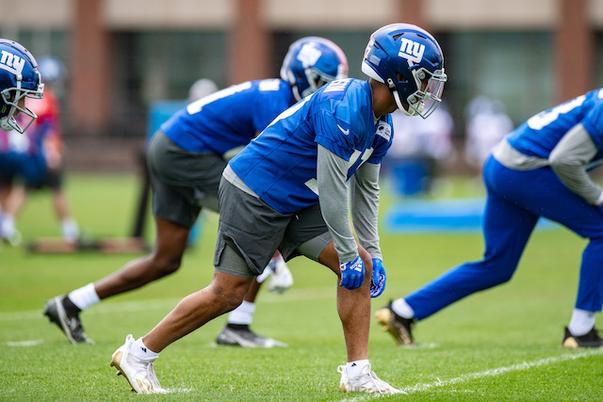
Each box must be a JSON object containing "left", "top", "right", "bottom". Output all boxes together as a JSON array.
[
  {"left": 147, "top": 131, "right": 226, "bottom": 228},
  {"left": 214, "top": 178, "right": 331, "bottom": 277}
]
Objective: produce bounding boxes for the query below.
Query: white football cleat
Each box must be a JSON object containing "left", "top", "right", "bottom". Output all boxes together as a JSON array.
[
  {"left": 110, "top": 335, "right": 166, "bottom": 394},
  {"left": 338, "top": 363, "right": 402, "bottom": 395}
]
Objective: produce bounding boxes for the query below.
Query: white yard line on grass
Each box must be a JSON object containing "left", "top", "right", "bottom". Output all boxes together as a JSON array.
[
  {"left": 339, "top": 348, "right": 603, "bottom": 401},
  {"left": 5, "top": 339, "right": 44, "bottom": 347},
  {"left": 0, "top": 287, "right": 334, "bottom": 321},
  {"left": 400, "top": 348, "right": 603, "bottom": 394}
]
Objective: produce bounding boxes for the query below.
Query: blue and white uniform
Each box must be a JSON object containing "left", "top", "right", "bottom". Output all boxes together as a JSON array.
[
  {"left": 231, "top": 79, "right": 392, "bottom": 214},
  {"left": 402, "top": 88, "right": 603, "bottom": 320},
  {"left": 162, "top": 79, "right": 294, "bottom": 157},
  {"left": 227, "top": 79, "right": 392, "bottom": 264},
  {"left": 146, "top": 79, "right": 295, "bottom": 228}
]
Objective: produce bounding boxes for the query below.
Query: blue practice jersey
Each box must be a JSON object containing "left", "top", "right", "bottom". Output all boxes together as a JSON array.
[
  {"left": 229, "top": 78, "right": 394, "bottom": 214},
  {"left": 508, "top": 88, "right": 603, "bottom": 161},
  {"left": 161, "top": 79, "right": 294, "bottom": 155}
]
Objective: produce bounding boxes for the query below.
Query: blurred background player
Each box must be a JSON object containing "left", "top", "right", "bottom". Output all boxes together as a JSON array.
[
  {"left": 0, "top": 39, "right": 44, "bottom": 243},
  {"left": 0, "top": 57, "right": 79, "bottom": 244},
  {"left": 187, "top": 78, "right": 218, "bottom": 102},
  {"left": 108, "top": 23, "right": 446, "bottom": 395},
  {"left": 385, "top": 102, "right": 455, "bottom": 196},
  {"left": 43, "top": 37, "right": 347, "bottom": 347},
  {"left": 464, "top": 95, "right": 514, "bottom": 171},
  {"left": 377, "top": 88, "right": 603, "bottom": 349}
]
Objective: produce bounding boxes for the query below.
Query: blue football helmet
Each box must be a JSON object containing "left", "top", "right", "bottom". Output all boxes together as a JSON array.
[
  {"left": 280, "top": 37, "right": 348, "bottom": 101},
  {"left": 0, "top": 39, "right": 44, "bottom": 133},
  {"left": 362, "top": 23, "right": 446, "bottom": 118}
]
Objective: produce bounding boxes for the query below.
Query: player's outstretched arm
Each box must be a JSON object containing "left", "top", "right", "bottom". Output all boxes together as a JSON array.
[
  {"left": 317, "top": 144, "right": 365, "bottom": 289},
  {"left": 549, "top": 124, "right": 603, "bottom": 205}
]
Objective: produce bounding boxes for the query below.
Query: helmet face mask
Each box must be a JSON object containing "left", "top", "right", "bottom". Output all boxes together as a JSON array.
[
  {"left": 281, "top": 37, "right": 348, "bottom": 101},
  {"left": 395, "top": 66, "right": 446, "bottom": 118},
  {"left": 362, "top": 23, "right": 447, "bottom": 119},
  {"left": 301, "top": 66, "right": 338, "bottom": 98},
  {"left": 0, "top": 84, "right": 44, "bottom": 133}
]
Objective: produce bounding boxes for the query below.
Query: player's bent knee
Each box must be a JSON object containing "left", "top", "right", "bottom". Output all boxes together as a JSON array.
[
  {"left": 358, "top": 247, "right": 373, "bottom": 276},
  {"left": 209, "top": 274, "right": 251, "bottom": 312},
  {"left": 151, "top": 255, "right": 183, "bottom": 276}
]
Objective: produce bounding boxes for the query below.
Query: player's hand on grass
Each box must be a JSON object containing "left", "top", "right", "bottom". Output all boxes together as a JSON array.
[
  {"left": 370, "top": 258, "right": 386, "bottom": 298},
  {"left": 339, "top": 255, "right": 365, "bottom": 290}
]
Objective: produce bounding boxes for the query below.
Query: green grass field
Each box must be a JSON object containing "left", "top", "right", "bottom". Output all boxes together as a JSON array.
[{"left": 1, "top": 174, "right": 602, "bottom": 401}]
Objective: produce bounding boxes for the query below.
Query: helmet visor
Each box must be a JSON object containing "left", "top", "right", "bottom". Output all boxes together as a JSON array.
[{"left": 407, "top": 68, "right": 447, "bottom": 119}]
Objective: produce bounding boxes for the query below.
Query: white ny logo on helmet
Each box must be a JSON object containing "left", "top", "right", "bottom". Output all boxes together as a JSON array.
[
  {"left": 398, "top": 38, "right": 425, "bottom": 67},
  {"left": 0, "top": 50, "right": 25, "bottom": 76},
  {"left": 297, "top": 43, "right": 322, "bottom": 67}
]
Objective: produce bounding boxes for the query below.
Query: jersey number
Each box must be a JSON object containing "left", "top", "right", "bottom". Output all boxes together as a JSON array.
[
  {"left": 527, "top": 95, "right": 585, "bottom": 130},
  {"left": 186, "top": 82, "right": 252, "bottom": 115}
]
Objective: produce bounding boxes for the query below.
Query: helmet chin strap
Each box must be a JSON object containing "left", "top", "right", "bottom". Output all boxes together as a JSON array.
[
  {"left": 393, "top": 90, "right": 415, "bottom": 116},
  {"left": 291, "top": 85, "right": 302, "bottom": 102}
]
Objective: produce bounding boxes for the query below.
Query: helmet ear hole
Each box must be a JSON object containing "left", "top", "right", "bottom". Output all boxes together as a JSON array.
[{"left": 395, "top": 72, "right": 408, "bottom": 83}]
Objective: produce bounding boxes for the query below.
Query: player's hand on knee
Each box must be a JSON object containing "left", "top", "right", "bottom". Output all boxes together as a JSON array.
[
  {"left": 370, "top": 258, "right": 386, "bottom": 298},
  {"left": 339, "top": 255, "right": 365, "bottom": 290}
]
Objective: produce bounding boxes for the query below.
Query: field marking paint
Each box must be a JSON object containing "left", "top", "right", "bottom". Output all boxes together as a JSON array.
[
  {"left": 5, "top": 339, "right": 44, "bottom": 347},
  {"left": 0, "top": 287, "right": 334, "bottom": 322},
  {"left": 400, "top": 349, "right": 603, "bottom": 394},
  {"left": 339, "top": 349, "right": 603, "bottom": 401}
]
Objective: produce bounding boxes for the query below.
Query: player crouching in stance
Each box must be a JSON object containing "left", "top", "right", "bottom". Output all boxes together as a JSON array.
[
  {"left": 109, "top": 24, "right": 446, "bottom": 395},
  {"left": 377, "top": 88, "right": 603, "bottom": 349},
  {"left": 43, "top": 37, "right": 347, "bottom": 346}
]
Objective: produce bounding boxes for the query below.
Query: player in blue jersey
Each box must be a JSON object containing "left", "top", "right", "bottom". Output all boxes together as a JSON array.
[
  {"left": 0, "top": 39, "right": 44, "bottom": 242},
  {"left": 377, "top": 89, "right": 603, "bottom": 349},
  {"left": 0, "top": 39, "right": 43, "bottom": 133},
  {"left": 109, "top": 24, "right": 446, "bottom": 394},
  {"left": 43, "top": 37, "right": 348, "bottom": 345}
]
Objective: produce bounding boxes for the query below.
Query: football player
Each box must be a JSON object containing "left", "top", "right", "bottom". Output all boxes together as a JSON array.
[
  {"left": 0, "top": 57, "right": 80, "bottom": 245},
  {"left": 0, "top": 39, "right": 43, "bottom": 133},
  {"left": 377, "top": 89, "right": 603, "bottom": 349},
  {"left": 109, "top": 24, "right": 446, "bottom": 395},
  {"left": 43, "top": 37, "right": 348, "bottom": 347},
  {"left": 0, "top": 39, "right": 44, "bottom": 242}
]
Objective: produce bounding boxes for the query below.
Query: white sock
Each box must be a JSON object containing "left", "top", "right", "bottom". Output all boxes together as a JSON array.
[
  {"left": 131, "top": 338, "right": 159, "bottom": 360},
  {"left": 67, "top": 283, "right": 100, "bottom": 311},
  {"left": 1, "top": 215, "right": 15, "bottom": 238},
  {"left": 391, "top": 298, "right": 415, "bottom": 319},
  {"left": 227, "top": 301, "right": 255, "bottom": 325},
  {"left": 568, "top": 309, "right": 595, "bottom": 336},
  {"left": 346, "top": 359, "right": 370, "bottom": 378},
  {"left": 61, "top": 218, "right": 80, "bottom": 242}
]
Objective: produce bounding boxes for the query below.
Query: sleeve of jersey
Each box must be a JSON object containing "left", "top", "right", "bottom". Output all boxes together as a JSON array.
[
  {"left": 367, "top": 118, "right": 394, "bottom": 164},
  {"left": 314, "top": 108, "right": 356, "bottom": 162},
  {"left": 582, "top": 100, "right": 603, "bottom": 150}
]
